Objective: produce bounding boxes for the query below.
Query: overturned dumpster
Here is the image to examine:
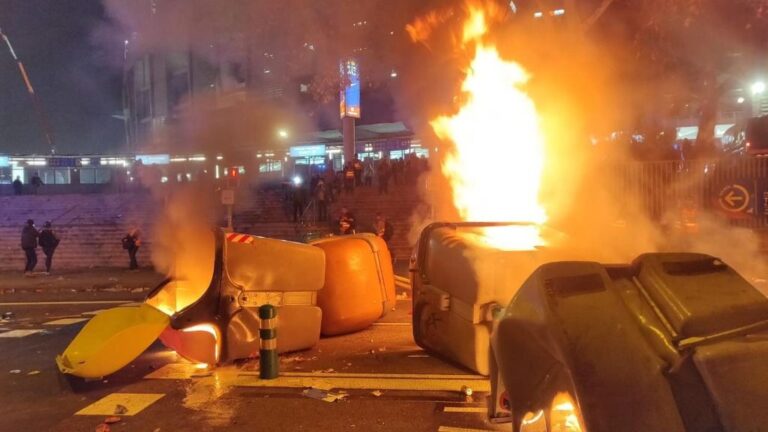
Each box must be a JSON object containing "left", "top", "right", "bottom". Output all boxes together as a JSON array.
[
  {"left": 490, "top": 253, "right": 768, "bottom": 431},
  {"left": 57, "top": 229, "right": 396, "bottom": 379},
  {"left": 313, "top": 233, "right": 396, "bottom": 336}
]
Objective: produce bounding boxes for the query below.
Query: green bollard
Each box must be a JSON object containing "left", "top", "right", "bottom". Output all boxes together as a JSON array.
[{"left": 259, "top": 304, "right": 278, "bottom": 379}]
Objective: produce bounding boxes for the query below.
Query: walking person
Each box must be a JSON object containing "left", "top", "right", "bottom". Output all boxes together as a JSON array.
[
  {"left": 20, "top": 219, "right": 39, "bottom": 276},
  {"left": 122, "top": 229, "right": 141, "bottom": 270},
  {"left": 38, "top": 221, "right": 60, "bottom": 275}
]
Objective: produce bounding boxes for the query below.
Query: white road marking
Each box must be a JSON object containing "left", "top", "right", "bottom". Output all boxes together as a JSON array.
[
  {"left": 81, "top": 309, "right": 108, "bottom": 316},
  {"left": 444, "top": 406, "right": 488, "bottom": 413},
  {"left": 0, "top": 329, "right": 44, "bottom": 338},
  {"left": 43, "top": 317, "right": 89, "bottom": 326},
  {"left": 0, "top": 300, "right": 133, "bottom": 306},
  {"left": 371, "top": 322, "right": 411, "bottom": 326},
  {"left": 437, "top": 427, "right": 495, "bottom": 432},
  {"left": 75, "top": 393, "right": 165, "bottom": 416}
]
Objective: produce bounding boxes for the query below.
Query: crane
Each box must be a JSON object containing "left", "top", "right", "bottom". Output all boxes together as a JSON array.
[{"left": 0, "top": 26, "right": 56, "bottom": 154}]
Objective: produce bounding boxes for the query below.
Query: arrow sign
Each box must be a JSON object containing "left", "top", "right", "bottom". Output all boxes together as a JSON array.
[{"left": 718, "top": 184, "right": 750, "bottom": 213}]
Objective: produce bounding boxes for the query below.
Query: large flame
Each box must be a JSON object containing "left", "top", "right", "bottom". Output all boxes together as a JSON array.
[{"left": 427, "top": 5, "right": 547, "bottom": 250}]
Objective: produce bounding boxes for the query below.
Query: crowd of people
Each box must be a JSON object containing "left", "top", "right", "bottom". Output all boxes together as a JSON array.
[{"left": 285, "top": 154, "right": 426, "bottom": 254}]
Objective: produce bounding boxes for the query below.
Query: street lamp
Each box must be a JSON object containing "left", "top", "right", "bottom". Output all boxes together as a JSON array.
[
  {"left": 278, "top": 129, "right": 289, "bottom": 139},
  {"left": 751, "top": 81, "right": 766, "bottom": 95}
]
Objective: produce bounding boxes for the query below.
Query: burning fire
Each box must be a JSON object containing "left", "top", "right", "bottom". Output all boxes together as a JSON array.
[{"left": 416, "top": 4, "right": 548, "bottom": 250}]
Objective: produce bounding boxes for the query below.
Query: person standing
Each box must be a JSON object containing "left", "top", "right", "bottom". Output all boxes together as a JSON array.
[
  {"left": 372, "top": 213, "right": 394, "bottom": 248},
  {"left": 122, "top": 229, "right": 141, "bottom": 270},
  {"left": 38, "top": 221, "right": 60, "bottom": 275},
  {"left": 20, "top": 219, "right": 39, "bottom": 275},
  {"left": 377, "top": 158, "right": 390, "bottom": 195},
  {"left": 30, "top": 172, "right": 43, "bottom": 195},
  {"left": 336, "top": 207, "right": 356, "bottom": 235},
  {"left": 315, "top": 180, "right": 328, "bottom": 222},
  {"left": 12, "top": 176, "right": 23, "bottom": 195}
]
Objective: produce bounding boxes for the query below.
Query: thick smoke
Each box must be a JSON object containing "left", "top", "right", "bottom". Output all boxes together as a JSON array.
[{"left": 401, "top": 1, "right": 768, "bottom": 288}]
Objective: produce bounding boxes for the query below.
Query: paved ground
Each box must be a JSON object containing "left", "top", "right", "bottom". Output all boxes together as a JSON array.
[{"left": 0, "top": 268, "right": 504, "bottom": 432}]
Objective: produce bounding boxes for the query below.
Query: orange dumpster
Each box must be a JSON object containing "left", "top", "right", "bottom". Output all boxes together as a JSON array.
[{"left": 312, "top": 234, "right": 396, "bottom": 336}]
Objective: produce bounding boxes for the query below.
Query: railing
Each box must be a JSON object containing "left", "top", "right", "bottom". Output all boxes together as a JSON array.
[{"left": 609, "top": 157, "right": 768, "bottom": 229}]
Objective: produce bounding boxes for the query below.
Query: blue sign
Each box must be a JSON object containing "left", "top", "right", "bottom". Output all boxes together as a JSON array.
[
  {"left": 136, "top": 154, "right": 170, "bottom": 165},
  {"left": 290, "top": 145, "right": 327, "bottom": 158},
  {"left": 339, "top": 59, "right": 361, "bottom": 119},
  {"left": 48, "top": 157, "right": 78, "bottom": 168},
  {"left": 0, "top": 156, "right": 9, "bottom": 167}
]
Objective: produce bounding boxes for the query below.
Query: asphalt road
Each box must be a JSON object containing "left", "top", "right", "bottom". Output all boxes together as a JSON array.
[{"left": 0, "top": 269, "right": 505, "bottom": 432}]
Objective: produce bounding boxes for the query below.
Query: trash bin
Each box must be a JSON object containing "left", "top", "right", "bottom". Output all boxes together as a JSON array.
[
  {"left": 490, "top": 253, "right": 768, "bottom": 431},
  {"left": 164, "top": 230, "right": 326, "bottom": 363},
  {"left": 57, "top": 229, "right": 326, "bottom": 378},
  {"left": 411, "top": 222, "right": 547, "bottom": 375},
  {"left": 312, "top": 234, "right": 396, "bottom": 336}
]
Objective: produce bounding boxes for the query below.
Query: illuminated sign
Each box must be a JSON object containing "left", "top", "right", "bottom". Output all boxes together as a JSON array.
[
  {"left": 339, "top": 59, "right": 361, "bottom": 119},
  {"left": 290, "top": 145, "right": 327, "bottom": 158},
  {"left": 0, "top": 156, "right": 9, "bottom": 167},
  {"left": 136, "top": 154, "right": 170, "bottom": 165},
  {"left": 48, "top": 157, "right": 78, "bottom": 168}
]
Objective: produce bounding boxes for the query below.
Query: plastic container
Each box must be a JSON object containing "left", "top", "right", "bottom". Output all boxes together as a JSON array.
[{"left": 312, "top": 234, "right": 396, "bottom": 336}]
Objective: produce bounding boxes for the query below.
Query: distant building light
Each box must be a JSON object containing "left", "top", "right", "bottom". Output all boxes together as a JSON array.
[
  {"left": 216, "top": 155, "right": 224, "bottom": 161},
  {"left": 552, "top": 9, "right": 566, "bottom": 16},
  {"left": 264, "top": 69, "right": 271, "bottom": 74},
  {"left": 170, "top": 157, "right": 187, "bottom": 162},
  {"left": 509, "top": 1, "right": 517, "bottom": 13},
  {"left": 533, "top": 11, "right": 544, "bottom": 18},
  {"left": 737, "top": 97, "right": 746, "bottom": 104},
  {"left": 188, "top": 155, "right": 206, "bottom": 162},
  {"left": 752, "top": 81, "right": 766, "bottom": 95},
  {"left": 390, "top": 70, "right": 398, "bottom": 78}
]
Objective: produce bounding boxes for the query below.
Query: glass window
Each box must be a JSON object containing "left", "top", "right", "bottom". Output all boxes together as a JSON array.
[{"left": 259, "top": 161, "right": 282, "bottom": 173}]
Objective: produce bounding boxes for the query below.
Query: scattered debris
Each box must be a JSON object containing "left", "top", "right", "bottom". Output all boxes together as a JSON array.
[
  {"left": 302, "top": 388, "right": 348, "bottom": 403},
  {"left": 1, "top": 312, "right": 14, "bottom": 321},
  {"left": 378, "top": 347, "right": 387, "bottom": 352},
  {"left": 130, "top": 288, "right": 144, "bottom": 293},
  {"left": 108, "top": 277, "right": 119, "bottom": 282},
  {"left": 407, "top": 354, "right": 430, "bottom": 358},
  {"left": 9, "top": 369, "right": 21, "bottom": 374},
  {"left": 104, "top": 417, "right": 122, "bottom": 424},
  {"left": 94, "top": 423, "right": 110, "bottom": 432},
  {"left": 461, "top": 385, "right": 473, "bottom": 397},
  {"left": 27, "top": 370, "right": 40, "bottom": 375},
  {"left": 371, "top": 390, "right": 383, "bottom": 397},
  {"left": 113, "top": 404, "right": 128, "bottom": 415}
]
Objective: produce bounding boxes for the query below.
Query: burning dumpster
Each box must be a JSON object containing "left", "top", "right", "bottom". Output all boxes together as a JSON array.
[
  {"left": 411, "top": 222, "right": 553, "bottom": 376},
  {"left": 490, "top": 253, "right": 768, "bottom": 431},
  {"left": 58, "top": 230, "right": 325, "bottom": 378},
  {"left": 312, "top": 234, "right": 396, "bottom": 336}
]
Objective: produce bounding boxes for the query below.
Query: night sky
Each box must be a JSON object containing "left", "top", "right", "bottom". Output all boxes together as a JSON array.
[{"left": 0, "top": 0, "right": 123, "bottom": 155}]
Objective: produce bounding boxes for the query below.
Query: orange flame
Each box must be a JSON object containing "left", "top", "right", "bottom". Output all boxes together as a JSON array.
[{"left": 427, "top": 3, "right": 547, "bottom": 250}]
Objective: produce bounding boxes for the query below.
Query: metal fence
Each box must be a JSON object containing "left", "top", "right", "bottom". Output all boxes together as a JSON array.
[{"left": 613, "top": 158, "right": 768, "bottom": 229}]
